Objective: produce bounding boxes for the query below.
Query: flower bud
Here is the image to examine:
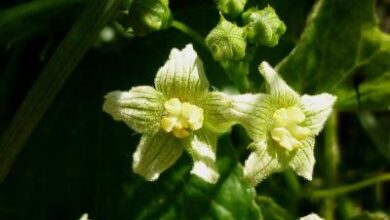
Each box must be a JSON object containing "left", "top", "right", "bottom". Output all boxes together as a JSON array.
[
  {"left": 242, "top": 6, "right": 286, "bottom": 47},
  {"left": 206, "top": 16, "right": 247, "bottom": 61},
  {"left": 214, "top": 0, "right": 247, "bottom": 18},
  {"left": 122, "top": 0, "right": 172, "bottom": 36},
  {"left": 220, "top": 60, "right": 250, "bottom": 90}
]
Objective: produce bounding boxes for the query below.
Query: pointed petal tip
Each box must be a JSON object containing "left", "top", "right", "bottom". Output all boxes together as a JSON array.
[
  {"left": 298, "top": 171, "right": 313, "bottom": 181},
  {"left": 242, "top": 172, "right": 260, "bottom": 187},
  {"left": 243, "top": 142, "right": 283, "bottom": 187},
  {"left": 300, "top": 213, "right": 324, "bottom": 220},
  {"left": 133, "top": 165, "right": 160, "bottom": 181},
  {"left": 301, "top": 93, "right": 337, "bottom": 135},
  {"left": 132, "top": 153, "right": 162, "bottom": 182},
  {"left": 102, "top": 91, "right": 123, "bottom": 118},
  {"left": 187, "top": 131, "right": 219, "bottom": 184},
  {"left": 155, "top": 43, "right": 209, "bottom": 97},
  {"left": 169, "top": 43, "right": 196, "bottom": 59},
  {"left": 190, "top": 161, "right": 219, "bottom": 184},
  {"left": 258, "top": 61, "right": 276, "bottom": 81}
]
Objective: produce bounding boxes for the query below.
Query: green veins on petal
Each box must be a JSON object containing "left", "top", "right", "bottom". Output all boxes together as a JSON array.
[
  {"left": 154, "top": 44, "right": 209, "bottom": 100},
  {"left": 237, "top": 61, "right": 336, "bottom": 185},
  {"left": 103, "top": 86, "right": 164, "bottom": 134},
  {"left": 102, "top": 43, "right": 336, "bottom": 186},
  {"left": 103, "top": 44, "right": 234, "bottom": 184},
  {"left": 133, "top": 130, "right": 183, "bottom": 181}
]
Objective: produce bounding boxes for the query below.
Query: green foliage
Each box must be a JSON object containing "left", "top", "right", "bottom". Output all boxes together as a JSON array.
[
  {"left": 115, "top": 137, "right": 262, "bottom": 220},
  {"left": 256, "top": 196, "right": 294, "bottom": 220},
  {"left": 0, "top": 0, "right": 389, "bottom": 219},
  {"left": 276, "top": 0, "right": 390, "bottom": 110}
]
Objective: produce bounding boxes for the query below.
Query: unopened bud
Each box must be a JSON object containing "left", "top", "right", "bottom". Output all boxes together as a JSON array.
[
  {"left": 242, "top": 6, "right": 286, "bottom": 47},
  {"left": 206, "top": 16, "right": 246, "bottom": 61}
]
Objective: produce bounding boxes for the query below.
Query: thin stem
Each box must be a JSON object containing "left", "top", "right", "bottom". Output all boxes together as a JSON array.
[
  {"left": 171, "top": 20, "right": 206, "bottom": 48},
  {"left": 321, "top": 111, "right": 340, "bottom": 220},
  {"left": 0, "top": 0, "right": 126, "bottom": 184},
  {"left": 312, "top": 173, "right": 390, "bottom": 198},
  {"left": 324, "top": 112, "right": 340, "bottom": 184}
]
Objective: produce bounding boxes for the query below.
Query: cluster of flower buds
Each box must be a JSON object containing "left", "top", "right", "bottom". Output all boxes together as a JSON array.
[
  {"left": 206, "top": 1, "right": 286, "bottom": 89},
  {"left": 103, "top": 44, "right": 336, "bottom": 186}
]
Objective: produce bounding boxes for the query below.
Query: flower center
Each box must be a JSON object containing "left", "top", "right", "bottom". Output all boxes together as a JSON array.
[
  {"left": 160, "top": 98, "right": 204, "bottom": 138},
  {"left": 270, "top": 106, "right": 310, "bottom": 151}
]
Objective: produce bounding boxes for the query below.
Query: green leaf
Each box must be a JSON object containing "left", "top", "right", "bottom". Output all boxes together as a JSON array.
[
  {"left": 256, "top": 196, "right": 294, "bottom": 220},
  {"left": 276, "top": 0, "right": 390, "bottom": 110},
  {"left": 116, "top": 135, "right": 263, "bottom": 220},
  {"left": 358, "top": 111, "right": 390, "bottom": 161},
  {"left": 349, "top": 211, "right": 390, "bottom": 220}
]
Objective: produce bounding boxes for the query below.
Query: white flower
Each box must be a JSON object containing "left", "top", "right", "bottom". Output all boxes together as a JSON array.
[
  {"left": 78, "top": 213, "right": 91, "bottom": 220},
  {"left": 103, "top": 44, "right": 233, "bottom": 183},
  {"left": 231, "top": 61, "right": 337, "bottom": 186},
  {"left": 299, "top": 213, "right": 324, "bottom": 220}
]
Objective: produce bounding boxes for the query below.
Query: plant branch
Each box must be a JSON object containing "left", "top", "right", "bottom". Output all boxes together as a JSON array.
[
  {"left": 312, "top": 173, "right": 390, "bottom": 198},
  {"left": 171, "top": 20, "right": 206, "bottom": 48},
  {"left": 0, "top": 0, "right": 127, "bottom": 184}
]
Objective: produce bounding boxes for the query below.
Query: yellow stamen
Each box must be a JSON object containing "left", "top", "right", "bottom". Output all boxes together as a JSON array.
[
  {"left": 160, "top": 98, "right": 204, "bottom": 138},
  {"left": 271, "top": 106, "right": 310, "bottom": 151}
]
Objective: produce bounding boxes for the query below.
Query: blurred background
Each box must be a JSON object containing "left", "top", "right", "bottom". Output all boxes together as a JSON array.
[{"left": 0, "top": 0, "right": 389, "bottom": 219}]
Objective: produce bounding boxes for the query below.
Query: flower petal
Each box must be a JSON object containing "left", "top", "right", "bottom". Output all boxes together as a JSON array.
[
  {"left": 300, "top": 93, "right": 337, "bottom": 135},
  {"left": 258, "top": 61, "right": 300, "bottom": 105},
  {"left": 288, "top": 137, "right": 316, "bottom": 180},
  {"left": 229, "top": 93, "right": 271, "bottom": 140},
  {"left": 132, "top": 131, "right": 183, "bottom": 181},
  {"left": 243, "top": 141, "right": 282, "bottom": 186},
  {"left": 200, "top": 91, "right": 236, "bottom": 133},
  {"left": 103, "top": 86, "right": 164, "bottom": 133},
  {"left": 300, "top": 213, "right": 324, "bottom": 220},
  {"left": 154, "top": 44, "right": 209, "bottom": 100},
  {"left": 185, "top": 129, "right": 219, "bottom": 183}
]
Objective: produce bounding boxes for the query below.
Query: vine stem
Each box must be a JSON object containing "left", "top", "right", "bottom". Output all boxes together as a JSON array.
[
  {"left": 321, "top": 111, "right": 340, "bottom": 220},
  {"left": 171, "top": 20, "right": 206, "bottom": 48},
  {"left": 312, "top": 173, "right": 390, "bottom": 198},
  {"left": 0, "top": 0, "right": 127, "bottom": 184}
]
